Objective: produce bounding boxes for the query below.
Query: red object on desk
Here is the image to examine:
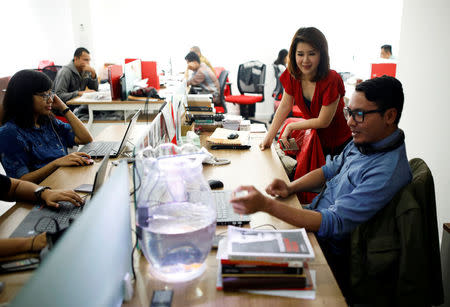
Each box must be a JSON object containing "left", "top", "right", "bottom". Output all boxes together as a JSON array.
[
  {"left": 108, "top": 65, "right": 123, "bottom": 100},
  {"left": 371, "top": 63, "right": 396, "bottom": 78},
  {"left": 141, "top": 61, "right": 160, "bottom": 90}
]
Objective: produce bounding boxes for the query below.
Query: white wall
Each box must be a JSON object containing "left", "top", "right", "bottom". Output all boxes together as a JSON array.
[
  {"left": 397, "top": 0, "right": 450, "bottom": 241},
  {"left": 0, "top": 0, "right": 403, "bottom": 119},
  {"left": 0, "top": 0, "right": 75, "bottom": 74}
]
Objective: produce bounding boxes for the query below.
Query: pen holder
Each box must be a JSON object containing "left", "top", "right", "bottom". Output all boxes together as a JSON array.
[{"left": 134, "top": 143, "right": 216, "bottom": 282}]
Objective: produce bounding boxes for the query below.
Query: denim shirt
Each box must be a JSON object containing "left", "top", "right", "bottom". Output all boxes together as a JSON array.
[
  {"left": 305, "top": 129, "right": 412, "bottom": 252},
  {"left": 0, "top": 119, "right": 76, "bottom": 178}
]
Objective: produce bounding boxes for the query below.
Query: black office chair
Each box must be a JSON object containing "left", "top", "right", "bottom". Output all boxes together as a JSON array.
[
  {"left": 41, "top": 65, "right": 62, "bottom": 81},
  {"left": 224, "top": 61, "right": 266, "bottom": 120},
  {"left": 272, "top": 64, "right": 283, "bottom": 101},
  {"left": 216, "top": 69, "right": 229, "bottom": 113}
]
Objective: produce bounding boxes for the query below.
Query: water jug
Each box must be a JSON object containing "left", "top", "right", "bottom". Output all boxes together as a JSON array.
[{"left": 134, "top": 143, "right": 216, "bottom": 282}]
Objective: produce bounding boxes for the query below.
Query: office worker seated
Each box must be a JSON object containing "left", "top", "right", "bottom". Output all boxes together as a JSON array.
[
  {"left": 261, "top": 27, "right": 352, "bottom": 157},
  {"left": 185, "top": 51, "right": 220, "bottom": 104},
  {"left": 190, "top": 46, "right": 215, "bottom": 75},
  {"left": 53, "top": 47, "right": 98, "bottom": 116},
  {"left": 0, "top": 70, "right": 93, "bottom": 183},
  {"left": 231, "top": 76, "right": 412, "bottom": 300},
  {"left": 0, "top": 174, "right": 83, "bottom": 256}
]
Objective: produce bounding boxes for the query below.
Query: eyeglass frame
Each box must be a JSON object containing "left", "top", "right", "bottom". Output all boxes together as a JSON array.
[
  {"left": 35, "top": 92, "right": 55, "bottom": 101},
  {"left": 343, "top": 106, "right": 385, "bottom": 123}
]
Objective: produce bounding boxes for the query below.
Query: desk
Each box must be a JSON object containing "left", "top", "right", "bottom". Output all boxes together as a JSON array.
[
  {"left": 0, "top": 126, "right": 346, "bottom": 306},
  {"left": 67, "top": 96, "right": 165, "bottom": 131}
]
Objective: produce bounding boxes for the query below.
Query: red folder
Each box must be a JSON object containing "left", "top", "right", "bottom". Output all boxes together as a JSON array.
[
  {"left": 108, "top": 65, "right": 123, "bottom": 100},
  {"left": 371, "top": 63, "right": 396, "bottom": 78},
  {"left": 141, "top": 61, "right": 160, "bottom": 89}
]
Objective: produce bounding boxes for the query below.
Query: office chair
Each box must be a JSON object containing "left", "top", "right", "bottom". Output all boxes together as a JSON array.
[
  {"left": 215, "top": 69, "right": 230, "bottom": 114},
  {"left": 224, "top": 61, "right": 266, "bottom": 121},
  {"left": 350, "top": 158, "right": 444, "bottom": 306},
  {"left": 41, "top": 65, "right": 62, "bottom": 81},
  {"left": 269, "top": 64, "right": 302, "bottom": 123}
]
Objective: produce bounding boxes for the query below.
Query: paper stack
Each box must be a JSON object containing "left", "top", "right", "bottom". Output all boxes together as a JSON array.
[{"left": 222, "top": 114, "right": 242, "bottom": 130}]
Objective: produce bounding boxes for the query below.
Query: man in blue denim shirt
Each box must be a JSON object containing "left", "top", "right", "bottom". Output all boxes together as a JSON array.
[{"left": 231, "top": 76, "right": 412, "bottom": 299}]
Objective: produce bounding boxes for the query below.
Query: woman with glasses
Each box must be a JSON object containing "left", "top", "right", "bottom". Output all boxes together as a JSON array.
[
  {"left": 0, "top": 69, "right": 93, "bottom": 183},
  {"left": 261, "top": 27, "right": 351, "bottom": 157}
]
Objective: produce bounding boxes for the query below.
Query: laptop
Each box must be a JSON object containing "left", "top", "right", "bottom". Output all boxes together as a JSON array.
[
  {"left": 10, "top": 150, "right": 111, "bottom": 238},
  {"left": 79, "top": 109, "right": 141, "bottom": 158},
  {"left": 10, "top": 162, "right": 132, "bottom": 307},
  {"left": 213, "top": 190, "right": 251, "bottom": 225}
]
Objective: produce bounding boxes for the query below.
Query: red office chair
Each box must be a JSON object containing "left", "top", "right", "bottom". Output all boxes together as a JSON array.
[{"left": 224, "top": 61, "right": 266, "bottom": 120}]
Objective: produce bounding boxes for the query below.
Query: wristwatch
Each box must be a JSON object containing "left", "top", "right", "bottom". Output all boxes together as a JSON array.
[{"left": 34, "top": 186, "right": 51, "bottom": 204}]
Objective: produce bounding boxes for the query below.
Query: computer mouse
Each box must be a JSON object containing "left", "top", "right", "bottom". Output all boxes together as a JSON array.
[
  {"left": 228, "top": 133, "right": 239, "bottom": 139},
  {"left": 84, "top": 158, "right": 94, "bottom": 165},
  {"left": 208, "top": 179, "right": 224, "bottom": 190}
]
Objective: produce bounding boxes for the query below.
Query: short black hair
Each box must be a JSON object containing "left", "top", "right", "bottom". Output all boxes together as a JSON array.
[
  {"left": 355, "top": 75, "right": 404, "bottom": 124},
  {"left": 185, "top": 51, "right": 200, "bottom": 63},
  {"left": 74, "top": 47, "right": 90, "bottom": 58},
  {"left": 2, "top": 69, "right": 53, "bottom": 128},
  {"left": 381, "top": 44, "right": 392, "bottom": 54}
]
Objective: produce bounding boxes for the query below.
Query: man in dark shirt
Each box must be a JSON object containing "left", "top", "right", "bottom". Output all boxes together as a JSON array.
[{"left": 53, "top": 47, "right": 99, "bottom": 115}]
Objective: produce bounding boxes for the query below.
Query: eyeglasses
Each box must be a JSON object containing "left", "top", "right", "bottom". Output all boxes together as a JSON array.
[
  {"left": 343, "top": 107, "right": 384, "bottom": 123},
  {"left": 35, "top": 92, "right": 55, "bottom": 101}
]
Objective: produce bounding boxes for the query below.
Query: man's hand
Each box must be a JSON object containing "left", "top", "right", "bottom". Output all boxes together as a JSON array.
[
  {"left": 40, "top": 189, "right": 84, "bottom": 208},
  {"left": 83, "top": 65, "right": 96, "bottom": 79},
  {"left": 54, "top": 152, "right": 93, "bottom": 167},
  {"left": 230, "top": 186, "right": 271, "bottom": 215},
  {"left": 266, "top": 179, "right": 291, "bottom": 198}
]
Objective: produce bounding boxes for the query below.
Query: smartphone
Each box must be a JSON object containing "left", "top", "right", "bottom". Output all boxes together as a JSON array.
[
  {"left": 280, "top": 138, "right": 299, "bottom": 151},
  {"left": 74, "top": 183, "right": 93, "bottom": 193}
]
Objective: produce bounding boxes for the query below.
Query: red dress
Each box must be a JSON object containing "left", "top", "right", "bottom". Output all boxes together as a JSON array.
[{"left": 280, "top": 69, "right": 351, "bottom": 152}]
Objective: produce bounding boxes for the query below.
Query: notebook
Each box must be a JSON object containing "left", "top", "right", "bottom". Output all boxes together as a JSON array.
[
  {"left": 10, "top": 150, "right": 111, "bottom": 238},
  {"left": 79, "top": 109, "right": 141, "bottom": 158},
  {"left": 213, "top": 190, "right": 251, "bottom": 226}
]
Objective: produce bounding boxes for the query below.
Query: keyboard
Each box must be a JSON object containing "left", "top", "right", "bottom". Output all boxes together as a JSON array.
[
  {"left": 79, "top": 141, "right": 118, "bottom": 157},
  {"left": 10, "top": 201, "right": 84, "bottom": 238},
  {"left": 212, "top": 191, "right": 251, "bottom": 225}
]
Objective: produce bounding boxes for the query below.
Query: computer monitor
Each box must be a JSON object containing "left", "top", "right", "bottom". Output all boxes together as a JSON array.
[
  {"left": 123, "top": 59, "right": 142, "bottom": 98},
  {"left": 10, "top": 162, "right": 133, "bottom": 307}
]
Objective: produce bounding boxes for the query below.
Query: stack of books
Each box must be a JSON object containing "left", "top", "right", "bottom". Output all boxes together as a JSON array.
[
  {"left": 216, "top": 226, "right": 315, "bottom": 297},
  {"left": 186, "top": 94, "right": 215, "bottom": 124}
]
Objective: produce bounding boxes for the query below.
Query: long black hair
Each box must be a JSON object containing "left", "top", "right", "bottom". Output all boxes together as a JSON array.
[
  {"left": 2, "top": 69, "right": 53, "bottom": 128},
  {"left": 274, "top": 49, "right": 288, "bottom": 66}
]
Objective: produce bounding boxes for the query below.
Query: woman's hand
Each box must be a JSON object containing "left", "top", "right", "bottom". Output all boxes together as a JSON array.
[
  {"left": 54, "top": 152, "right": 93, "bottom": 167},
  {"left": 40, "top": 189, "right": 84, "bottom": 208},
  {"left": 52, "top": 94, "right": 68, "bottom": 113},
  {"left": 259, "top": 136, "right": 273, "bottom": 151},
  {"left": 266, "top": 179, "right": 291, "bottom": 198},
  {"left": 279, "top": 124, "right": 292, "bottom": 149}
]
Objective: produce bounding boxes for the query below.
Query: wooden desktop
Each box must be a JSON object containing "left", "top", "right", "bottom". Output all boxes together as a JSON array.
[{"left": 0, "top": 125, "right": 346, "bottom": 306}]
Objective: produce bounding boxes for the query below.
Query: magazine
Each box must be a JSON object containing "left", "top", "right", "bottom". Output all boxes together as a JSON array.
[{"left": 226, "top": 226, "right": 315, "bottom": 262}]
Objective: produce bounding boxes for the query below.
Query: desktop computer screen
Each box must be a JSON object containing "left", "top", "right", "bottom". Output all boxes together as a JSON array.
[
  {"left": 123, "top": 59, "right": 142, "bottom": 98},
  {"left": 10, "top": 162, "right": 133, "bottom": 307}
]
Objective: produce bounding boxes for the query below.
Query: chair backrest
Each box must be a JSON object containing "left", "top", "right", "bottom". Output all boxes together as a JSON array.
[
  {"left": 217, "top": 70, "right": 229, "bottom": 113},
  {"left": 272, "top": 64, "right": 283, "bottom": 101},
  {"left": 41, "top": 65, "right": 62, "bottom": 81},
  {"left": 350, "top": 158, "right": 444, "bottom": 306},
  {"left": 236, "top": 61, "right": 266, "bottom": 99}
]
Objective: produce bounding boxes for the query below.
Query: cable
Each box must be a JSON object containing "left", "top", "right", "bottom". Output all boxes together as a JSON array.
[{"left": 49, "top": 117, "right": 68, "bottom": 155}]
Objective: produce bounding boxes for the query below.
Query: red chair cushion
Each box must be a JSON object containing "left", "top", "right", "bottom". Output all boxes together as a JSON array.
[
  {"left": 215, "top": 106, "right": 225, "bottom": 114},
  {"left": 224, "top": 94, "right": 263, "bottom": 105},
  {"left": 55, "top": 115, "right": 68, "bottom": 123}
]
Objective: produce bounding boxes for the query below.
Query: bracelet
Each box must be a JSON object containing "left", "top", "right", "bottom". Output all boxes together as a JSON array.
[{"left": 62, "top": 107, "right": 71, "bottom": 115}]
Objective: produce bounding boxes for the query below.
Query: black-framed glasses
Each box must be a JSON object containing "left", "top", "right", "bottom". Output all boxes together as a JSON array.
[
  {"left": 343, "top": 107, "right": 384, "bottom": 123},
  {"left": 35, "top": 92, "right": 55, "bottom": 101}
]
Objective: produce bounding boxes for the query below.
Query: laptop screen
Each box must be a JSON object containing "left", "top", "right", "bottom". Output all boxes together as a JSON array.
[
  {"left": 10, "top": 162, "right": 133, "bottom": 306},
  {"left": 117, "top": 109, "right": 141, "bottom": 154}
]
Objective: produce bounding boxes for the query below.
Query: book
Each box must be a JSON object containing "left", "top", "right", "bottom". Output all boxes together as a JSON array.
[
  {"left": 226, "top": 226, "right": 315, "bottom": 262},
  {"left": 222, "top": 275, "right": 307, "bottom": 291},
  {"left": 185, "top": 106, "right": 213, "bottom": 112},
  {"left": 220, "top": 258, "right": 304, "bottom": 268},
  {"left": 221, "top": 264, "right": 304, "bottom": 276}
]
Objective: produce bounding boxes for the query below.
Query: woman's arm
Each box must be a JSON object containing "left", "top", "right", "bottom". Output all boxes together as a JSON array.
[
  {"left": 19, "top": 152, "right": 93, "bottom": 183},
  {"left": 53, "top": 95, "right": 93, "bottom": 144},
  {"left": 260, "top": 92, "right": 294, "bottom": 150},
  {"left": 280, "top": 97, "right": 339, "bottom": 145}
]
